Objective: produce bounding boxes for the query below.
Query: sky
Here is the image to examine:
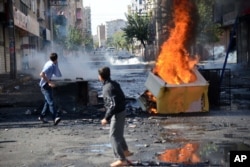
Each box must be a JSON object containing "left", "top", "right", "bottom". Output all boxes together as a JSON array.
[{"left": 83, "top": 0, "right": 131, "bottom": 35}]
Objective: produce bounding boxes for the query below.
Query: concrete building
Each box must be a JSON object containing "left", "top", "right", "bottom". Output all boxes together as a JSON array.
[
  {"left": 131, "top": 0, "right": 148, "bottom": 15},
  {"left": 0, "top": 0, "right": 91, "bottom": 76},
  {"left": 97, "top": 24, "right": 105, "bottom": 47},
  {"left": 83, "top": 6, "right": 91, "bottom": 36},
  {"left": 0, "top": 0, "right": 47, "bottom": 76},
  {"left": 105, "top": 19, "right": 126, "bottom": 40}
]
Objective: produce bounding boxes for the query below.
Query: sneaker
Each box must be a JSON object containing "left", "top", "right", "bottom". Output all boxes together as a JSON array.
[
  {"left": 38, "top": 117, "right": 48, "bottom": 123},
  {"left": 54, "top": 117, "right": 61, "bottom": 126}
]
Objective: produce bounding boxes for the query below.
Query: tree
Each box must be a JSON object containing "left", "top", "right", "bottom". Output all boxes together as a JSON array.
[
  {"left": 122, "top": 13, "right": 151, "bottom": 48},
  {"left": 83, "top": 34, "right": 94, "bottom": 52},
  {"left": 106, "top": 37, "right": 114, "bottom": 48},
  {"left": 65, "top": 26, "right": 84, "bottom": 50},
  {"left": 195, "top": 0, "right": 222, "bottom": 44},
  {"left": 112, "top": 31, "right": 128, "bottom": 49},
  {"left": 105, "top": 31, "right": 128, "bottom": 49}
]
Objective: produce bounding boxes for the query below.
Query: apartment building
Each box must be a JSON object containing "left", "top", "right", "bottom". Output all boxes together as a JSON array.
[
  {"left": 130, "top": 0, "right": 151, "bottom": 15},
  {"left": 83, "top": 6, "right": 91, "bottom": 36},
  {"left": 0, "top": 0, "right": 45, "bottom": 75},
  {"left": 105, "top": 19, "right": 126, "bottom": 40},
  {"left": 0, "top": 0, "right": 91, "bottom": 76},
  {"left": 97, "top": 24, "right": 105, "bottom": 47}
]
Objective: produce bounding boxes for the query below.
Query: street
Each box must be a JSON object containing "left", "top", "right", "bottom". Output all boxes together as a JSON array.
[{"left": 0, "top": 61, "right": 250, "bottom": 167}]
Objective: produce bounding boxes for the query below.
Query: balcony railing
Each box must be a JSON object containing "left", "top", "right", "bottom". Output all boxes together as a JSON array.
[{"left": 76, "top": 9, "right": 82, "bottom": 20}]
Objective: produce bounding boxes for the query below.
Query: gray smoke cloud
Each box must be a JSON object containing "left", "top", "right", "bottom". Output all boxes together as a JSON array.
[{"left": 22, "top": 48, "right": 99, "bottom": 81}]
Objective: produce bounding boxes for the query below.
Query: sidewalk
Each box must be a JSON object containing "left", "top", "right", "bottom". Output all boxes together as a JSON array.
[
  {"left": 0, "top": 73, "right": 33, "bottom": 92},
  {"left": 0, "top": 73, "right": 43, "bottom": 107}
]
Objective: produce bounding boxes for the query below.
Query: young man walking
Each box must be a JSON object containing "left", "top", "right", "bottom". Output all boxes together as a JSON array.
[
  {"left": 39, "top": 52, "right": 62, "bottom": 125},
  {"left": 98, "top": 66, "right": 133, "bottom": 167}
]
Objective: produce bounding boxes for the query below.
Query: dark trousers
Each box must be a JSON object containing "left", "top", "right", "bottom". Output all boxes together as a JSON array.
[{"left": 109, "top": 110, "right": 128, "bottom": 161}]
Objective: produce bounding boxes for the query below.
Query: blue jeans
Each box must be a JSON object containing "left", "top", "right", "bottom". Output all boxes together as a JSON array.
[{"left": 40, "top": 83, "right": 57, "bottom": 120}]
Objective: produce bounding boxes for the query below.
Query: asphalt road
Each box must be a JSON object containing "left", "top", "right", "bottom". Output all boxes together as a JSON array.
[{"left": 0, "top": 63, "right": 250, "bottom": 167}]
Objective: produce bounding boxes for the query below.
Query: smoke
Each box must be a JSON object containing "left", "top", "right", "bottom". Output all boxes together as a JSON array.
[
  {"left": 108, "top": 56, "right": 142, "bottom": 65},
  {"left": 199, "top": 45, "right": 237, "bottom": 70},
  {"left": 22, "top": 49, "right": 100, "bottom": 81},
  {"left": 58, "top": 53, "right": 99, "bottom": 80},
  {"left": 208, "top": 45, "right": 236, "bottom": 63},
  {"left": 22, "top": 46, "right": 148, "bottom": 81}
]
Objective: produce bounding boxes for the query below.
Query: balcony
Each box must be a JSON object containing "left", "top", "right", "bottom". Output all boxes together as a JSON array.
[
  {"left": 37, "top": 9, "right": 45, "bottom": 21},
  {"left": 76, "top": 8, "right": 82, "bottom": 20}
]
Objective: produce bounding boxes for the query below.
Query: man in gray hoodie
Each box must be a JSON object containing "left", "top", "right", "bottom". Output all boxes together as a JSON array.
[{"left": 98, "top": 66, "right": 133, "bottom": 167}]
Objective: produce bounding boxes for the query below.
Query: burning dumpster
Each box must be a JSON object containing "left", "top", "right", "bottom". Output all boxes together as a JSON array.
[
  {"left": 138, "top": 0, "right": 209, "bottom": 114},
  {"left": 138, "top": 69, "right": 209, "bottom": 114}
]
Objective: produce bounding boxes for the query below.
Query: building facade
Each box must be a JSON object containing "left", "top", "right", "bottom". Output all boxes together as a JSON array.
[
  {"left": 105, "top": 19, "right": 127, "bottom": 40},
  {"left": 0, "top": 0, "right": 91, "bottom": 76},
  {"left": 0, "top": 0, "right": 45, "bottom": 76},
  {"left": 97, "top": 24, "right": 105, "bottom": 47},
  {"left": 214, "top": 0, "right": 250, "bottom": 67},
  {"left": 82, "top": 6, "right": 91, "bottom": 36}
]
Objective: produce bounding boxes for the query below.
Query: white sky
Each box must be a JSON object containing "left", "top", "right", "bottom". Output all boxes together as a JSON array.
[{"left": 83, "top": 0, "right": 131, "bottom": 35}]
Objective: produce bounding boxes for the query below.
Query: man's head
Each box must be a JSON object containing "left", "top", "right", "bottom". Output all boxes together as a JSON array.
[
  {"left": 50, "top": 53, "right": 58, "bottom": 62},
  {"left": 98, "top": 66, "right": 110, "bottom": 81}
]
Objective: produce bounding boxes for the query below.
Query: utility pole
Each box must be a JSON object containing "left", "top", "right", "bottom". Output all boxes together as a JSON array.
[{"left": 7, "top": 0, "right": 16, "bottom": 79}]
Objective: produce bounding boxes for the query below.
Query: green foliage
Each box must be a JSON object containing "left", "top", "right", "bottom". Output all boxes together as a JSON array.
[
  {"left": 113, "top": 31, "right": 130, "bottom": 49},
  {"left": 54, "top": 25, "right": 67, "bottom": 44},
  {"left": 83, "top": 34, "right": 94, "bottom": 51},
  {"left": 65, "top": 26, "right": 83, "bottom": 50},
  {"left": 106, "top": 37, "right": 114, "bottom": 48},
  {"left": 122, "top": 13, "right": 151, "bottom": 48},
  {"left": 105, "top": 31, "right": 133, "bottom": 51},
  {"left": 195, "top": 0, "right": 223, "bottom": 43}
]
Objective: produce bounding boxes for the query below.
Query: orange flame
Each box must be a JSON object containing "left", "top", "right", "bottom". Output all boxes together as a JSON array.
[
  {"left": 154, "top": 0, "right": 198, "bottom": 84},
  {"left": 143, "top": 90, "right": 157, "bottom": 114},
  {"left": 158, "top": 143, "right": 201, "bottom": 164}
]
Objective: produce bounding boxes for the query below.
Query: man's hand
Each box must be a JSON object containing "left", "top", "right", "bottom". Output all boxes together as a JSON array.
[
  {"left": 48, "top": 82, "right": 56, "bottom": 87},
  {"left": 101, "top": 118, "right": 108, "bottom": 125}
]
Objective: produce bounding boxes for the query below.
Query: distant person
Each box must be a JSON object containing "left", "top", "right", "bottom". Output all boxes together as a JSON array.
[
  {"left": 98, "top": 66, "right": 133, "bottom": 167},
  {"left": 22, "top": 54, "right": 29, "bottom": 70},
  {"left": 38, "top": 52, "right": 62, "bottom": 125}
]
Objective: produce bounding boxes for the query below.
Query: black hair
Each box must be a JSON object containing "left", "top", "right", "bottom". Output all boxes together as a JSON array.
[
  {"left": 98, "top": 66, "right": 110, "bottom": 80},
  {"left": 50, "top": 53, "right": 58, "bottom": 62}
]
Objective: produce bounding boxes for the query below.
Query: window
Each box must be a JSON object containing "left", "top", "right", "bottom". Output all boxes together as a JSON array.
[{"left": 20, "top": 1, "right": 28, "bottom": 15}]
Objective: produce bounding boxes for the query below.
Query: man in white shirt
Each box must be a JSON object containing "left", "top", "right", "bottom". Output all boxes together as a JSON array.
[{"left": 39, "top": 52, "right": 62, "bottom": 125}]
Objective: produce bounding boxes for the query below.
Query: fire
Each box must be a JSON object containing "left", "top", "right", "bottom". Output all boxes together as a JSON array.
[
  {"left": 142, "top": 90, "right": 157, "bottom": 114},
  {"left": 154, "top": 0, "right": 199, "bottom": 84},
  {"left": 158, "top": 143, "right": 201, "bottom": 164}
]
